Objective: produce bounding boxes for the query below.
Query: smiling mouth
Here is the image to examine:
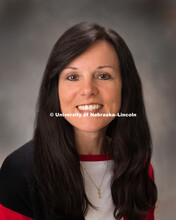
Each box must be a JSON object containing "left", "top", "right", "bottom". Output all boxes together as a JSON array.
[{"left": 76, "top": 104, "right": 103, "bottom": 111}]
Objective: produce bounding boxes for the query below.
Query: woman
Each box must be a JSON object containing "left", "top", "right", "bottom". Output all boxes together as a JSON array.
[{"left": 0, "top": 22, "right": 157, "bottom": 220}]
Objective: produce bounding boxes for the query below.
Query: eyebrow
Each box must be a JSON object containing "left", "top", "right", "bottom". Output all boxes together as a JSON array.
[
  {"left": 97, "top": 65, "right": 114, "bottom": 69},
  {"left": 64, "top": 65, "right": 114, "bottom": 70}
]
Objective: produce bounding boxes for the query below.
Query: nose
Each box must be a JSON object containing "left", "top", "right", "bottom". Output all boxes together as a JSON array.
[{"left": 80, "top": 78, "right": 98, "bottom": 97}]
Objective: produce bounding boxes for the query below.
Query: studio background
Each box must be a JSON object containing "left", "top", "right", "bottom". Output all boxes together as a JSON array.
[{"left": 0, "top": 0, "right": 175, "bottom": 219}]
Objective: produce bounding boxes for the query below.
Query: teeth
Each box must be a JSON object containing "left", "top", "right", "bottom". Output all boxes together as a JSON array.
[{"left": 77, "top": 104, "right": 102, "bottom": 111}]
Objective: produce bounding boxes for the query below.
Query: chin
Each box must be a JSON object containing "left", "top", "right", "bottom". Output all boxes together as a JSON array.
[
  {"left": 72, "top": 119, "right": 113, "bottom": 132},
  {"left": 75, "top": 126, "right": 104, "bottom": 132}
]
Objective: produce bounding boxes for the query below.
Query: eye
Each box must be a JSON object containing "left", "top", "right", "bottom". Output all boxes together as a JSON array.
[
  {"left": 66, "top": 74, "right": 79, "bottom": 81},
  {"left": 98, "top": 73, "right": 111, "bottom": 80}
]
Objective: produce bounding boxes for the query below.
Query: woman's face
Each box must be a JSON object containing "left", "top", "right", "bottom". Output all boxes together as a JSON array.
[{"left": 58, "top": 40, "right": 122, "bottom": 132}]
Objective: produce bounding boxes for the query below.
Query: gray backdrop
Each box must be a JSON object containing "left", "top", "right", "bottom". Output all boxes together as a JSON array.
[{"left": 0, "top": 0, "right": 175, "bottom": 219}]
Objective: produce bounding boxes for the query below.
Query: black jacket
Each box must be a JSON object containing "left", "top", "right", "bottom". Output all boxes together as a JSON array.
[
  {"left": 0, "top": 140, "right": 85, "bottom": 220},
  {"left": 0, "top": 141, "right": 155, "bottom": 220}
]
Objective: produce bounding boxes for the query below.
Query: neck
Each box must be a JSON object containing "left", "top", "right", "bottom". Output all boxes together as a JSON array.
[{"left": 74, "top": 128, "right": 111, "bottom": 155}]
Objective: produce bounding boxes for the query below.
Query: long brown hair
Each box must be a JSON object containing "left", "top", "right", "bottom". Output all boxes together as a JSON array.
[{"left": 33, "top": 22, "right": 157, "bottom": 220}]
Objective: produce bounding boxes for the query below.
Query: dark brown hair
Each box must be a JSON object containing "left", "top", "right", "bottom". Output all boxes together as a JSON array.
[{"left": 33, "top": 22, "right": 157, "bottom": 220}]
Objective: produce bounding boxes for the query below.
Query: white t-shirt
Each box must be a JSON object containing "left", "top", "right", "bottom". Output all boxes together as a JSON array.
[{"left": 80, "top": 155, "right": 123, "bottom": 220}]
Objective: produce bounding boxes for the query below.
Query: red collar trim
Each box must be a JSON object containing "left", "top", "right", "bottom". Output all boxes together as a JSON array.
[{"left": 79, "top": 154, "right": 113, "bottom": 161}]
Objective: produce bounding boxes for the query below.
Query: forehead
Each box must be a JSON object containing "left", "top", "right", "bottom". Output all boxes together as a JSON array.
[{"left": 65, "top": 40, "right": 120, "bottom": 70}]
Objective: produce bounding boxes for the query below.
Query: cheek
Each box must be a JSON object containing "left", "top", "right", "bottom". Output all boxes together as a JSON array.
[
  {"left": 58, "top": 85, "right": 68, "bottom": 108},
  {"left": 105, "top": 84, "right": 122, "bottom": 111},
  {"left": 58, "top": 84, "right": 77, "bottom": 108}
]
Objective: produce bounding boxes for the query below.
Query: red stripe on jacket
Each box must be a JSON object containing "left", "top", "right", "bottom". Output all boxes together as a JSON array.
[{"left": 0, "top": 204, "right": 33, "bottom": 220}]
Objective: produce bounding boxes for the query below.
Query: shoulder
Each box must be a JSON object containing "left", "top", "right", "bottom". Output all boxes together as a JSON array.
[
  {"left": 1, "top": 140, "right": 33, "bottom": 169},
  {"left": 0, "top": 140, "right": 34, "bottom": 218},
  {"left": 0, "top": 140, "right": 34, "bottom": 184}
]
